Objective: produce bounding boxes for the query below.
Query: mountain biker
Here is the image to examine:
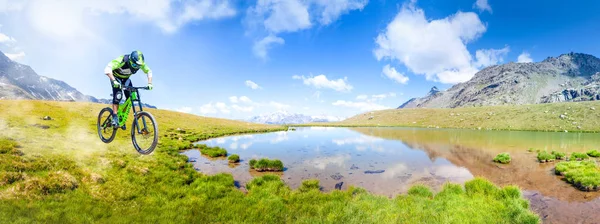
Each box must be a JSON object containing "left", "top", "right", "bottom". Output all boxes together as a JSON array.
[{"left": 104, "top": 50, "right": 153, "bottom": 128}]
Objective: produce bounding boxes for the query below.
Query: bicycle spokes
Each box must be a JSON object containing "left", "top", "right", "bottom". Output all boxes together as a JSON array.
[{"left": 131, "top": 112, "right": 158, "bottom": 154}]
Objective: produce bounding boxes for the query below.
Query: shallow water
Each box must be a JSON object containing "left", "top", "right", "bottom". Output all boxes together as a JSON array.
[{"left": 183, "top": 127, "right": 600, "bottom": 224}]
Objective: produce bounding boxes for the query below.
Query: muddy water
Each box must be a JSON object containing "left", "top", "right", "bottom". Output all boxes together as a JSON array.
[{"left": 183, "top": 127, "right": 600, "bottom": 224}]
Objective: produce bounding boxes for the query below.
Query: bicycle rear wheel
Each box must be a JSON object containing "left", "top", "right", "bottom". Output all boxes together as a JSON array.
[
  {"left": 97, "top": 107, "right": 117, "bottom": 143},
  {"left": 131, "top": 111, "right": 158, "bottom": 155}
]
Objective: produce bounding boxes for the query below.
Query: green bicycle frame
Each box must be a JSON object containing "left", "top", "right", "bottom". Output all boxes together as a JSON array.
[
  {"left": 116, "top": 90, "right": 148, "bottom": 130},
  {"left": 116, "top": 92, "right": 137, "bottom": 126}
]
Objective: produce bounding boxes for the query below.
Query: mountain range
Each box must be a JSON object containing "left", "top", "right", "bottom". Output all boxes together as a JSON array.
[
  {"left": 248, "top": 111, "right": 345, "bottom": 124},
  {"left": 0, "top": 51, "right": 156, "bottom": 108},
  {"left": 399, "top": 53, "right": 600, "bottom": 108}
]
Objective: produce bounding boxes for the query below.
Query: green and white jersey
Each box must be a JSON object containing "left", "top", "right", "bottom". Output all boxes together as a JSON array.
[{"left": 104, "top": 55, "right": 152, "bottom": 79}]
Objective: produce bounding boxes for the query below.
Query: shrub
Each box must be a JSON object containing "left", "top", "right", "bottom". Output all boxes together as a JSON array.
[
  {"left": 249, "top": 158, "right": 284, "bottom": 172},
  {"left": 571, "top": 152, "right": 589, "bottom": 161},
  {"left": 527, "top": 148, "right": 535, "bottom": 153},
  {"left": 493, "top": 153, "right": 511, "bottom": 164},
  {"left": 228, "top": 154, "right": 240, "bottom": 163},
  {"left": 537, "top": 151, "right": 556, "bottom": 163},
  {"left": 246, "top": 174, "right": 286, "bottom": 191},
  {"left": 587, "top": 149, "right": 600, "bottom": 158},
  {"left": 18, "top": 171, "right": 79, "bottom": 195},
  {"left": 0, "top": 172, "right": 25, "bottom": 186},
  {"left": 0, "top": 138, "right": 20, "bottom": 155},
  {"left": 199, "top": 145, "right": 227, "bottom": 158},
  {"left": 407, "top": 185, "right": 433, "bottom": 198},
  {"left": 298, "top": 179, "right": 320, "bottom": 192},
  {"left": 555, "top": 161, "right": 600, "bottom": 191},
  {"left": 555, "top": 160, "right": 596, "bottom": 175},
  {"left": 551, "top": 151, "right": 566, "bottom": 160},
  {"left": 465, "top": 178, "right": 499, "bottom": 196}
]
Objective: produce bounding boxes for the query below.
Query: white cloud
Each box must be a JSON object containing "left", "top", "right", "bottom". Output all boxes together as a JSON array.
[
  {"left": 374, "top": 2, "right": 500, "bottom": 84},
  {"left": 4, "top": 51, "right": 25, "bottom": 61},
  {"left": 239, "top": 96, "right": 253, "bottom": 104},
  {"left": 473, "top": 0, "right": 492, "bottom": 13},
  {"left": 230, "top": 96, "right": 254, "bottom": 104},
  {"left": 356, "top": 92, "right": 396, "bottom": 102},
  {"left": 20, "top": 0, "right": 237, "bottom": 38},
  {"left": 245, "top": 80, "right": 262, "bottom": 90},
  {"left": 474, "top": 46, "right": 510, "bottom": 68},
  {"left": 312, "top": 91, "right": 321, "bottom": 99},
  {"left": 517, "top": 51, "right": 533, "bottom": 63},
  {"left": 215, "top": 102, "right": 230, "bottom": 114},
  {"left": 199, "top": 103, "right": 218, "bottom": 114},
  {"left": 293, "top": 74, "right": 353, "bottom": 92},
  {"left": 253, "top": 34, "right": 285, "bottom": 59},
  {"left": 199, "top": 102, "right": 230, "bottom": 114},
  {"left": 250, "top": 0, "right": 312, "bottom": 34},
  {"left": 304, "top": 154, "right": 351, "bottom": 170},
  {"left": 176, "top": 106, "right": 193, "bottom": 114},
  {"left": 0, "top": 32, "right": 15, "bottom": 43},
  {"left": 229, "top": 96, "right": 239, "bottom": 103},
  {"left": 0, "top": 0, "right": 25, "bottom": 13},
  {"left": 231, "top": 104, "right": 254, "bottom": 112},
  {"left": 332, "top": 100, "right": 390, "bottom": 111},
  {"left": 356, "top": 95, "right": 368, "bottom": 100},
  {"left": 314, "top": 0, "right": 368, "bottom": 25},
  {"left": 382, "top": 64, "right": 409, "bottom": 84},
  {"left": 246, "top": 0, "right": 368, "bottom": 58},
  {"left": 269, "top": 101, "right": 291, "bottom": 110}
]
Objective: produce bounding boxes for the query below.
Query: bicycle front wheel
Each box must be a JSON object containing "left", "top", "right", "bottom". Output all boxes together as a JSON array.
[
  {"left": 131, "top": 111, "right": 158, "bottom": 155},
  {"left": 97, "top": 107, "right": 117, "bottom": 143}
]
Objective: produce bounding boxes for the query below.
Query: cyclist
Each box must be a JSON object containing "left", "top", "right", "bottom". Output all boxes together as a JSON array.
[{"left": 104, "top": 50, "right": 153, "bottom": 128}]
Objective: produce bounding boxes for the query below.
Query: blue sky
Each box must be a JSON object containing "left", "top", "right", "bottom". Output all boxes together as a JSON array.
[{"left": 1, "top": 0, "right": 600, "bottom": 119}]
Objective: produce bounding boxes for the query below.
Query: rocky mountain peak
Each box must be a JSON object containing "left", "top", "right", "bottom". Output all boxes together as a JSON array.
[
  {"left": 542, "top": 52, "right": 600, "bottom": 77},
  {"left": 398, "top": 52, "right": 600, "bottom": 109},
  {"left": 428, "top": 86, "right": 440, "bottom": 95}
]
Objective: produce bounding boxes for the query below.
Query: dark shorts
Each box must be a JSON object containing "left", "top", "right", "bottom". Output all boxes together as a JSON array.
[{"left": 111, "top": 77, "right": 133, "bottom": 105}]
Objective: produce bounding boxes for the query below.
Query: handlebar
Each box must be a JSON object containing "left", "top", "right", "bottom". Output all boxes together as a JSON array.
[{"left": 121, "top": 86, "right": 150, "bottom": 91}]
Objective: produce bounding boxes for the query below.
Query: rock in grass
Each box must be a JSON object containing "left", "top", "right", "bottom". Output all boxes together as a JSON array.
[
  {"left": 249, "top": 158, "right": 284, "bottom": 172},
  {"left": 571, "top": 152, "right": 590, "bottom": 161},
  {"left": 228, "top": 154, "right": 240, "bottom": 163},
  {"left": 42, "top": 116, "right": 52, "bottom": 120},
  {"left": 198, "top": 144, "right": 227, "bottom": 158},
  {"left": 493, "top": 153, "right": 511, "bottom": 164},
  {"left": 587, "top": 149, "right": 600, "bottom": 158},
  {"left": 335, "top": 182, "right": 344, "bottom": 190},
  {"left": 537, "top": 151, "right": 556, "bottom": 163},
  {"left": 330, "top": 173, "right": 343, "bottom": 180}
]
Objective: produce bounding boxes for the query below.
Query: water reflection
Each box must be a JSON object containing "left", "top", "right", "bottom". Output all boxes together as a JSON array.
[{"left": 183, "top": 127, "right": 600, "bottom": 224}]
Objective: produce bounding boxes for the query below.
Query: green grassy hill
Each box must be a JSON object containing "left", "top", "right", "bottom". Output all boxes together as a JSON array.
[
  {"left": 0, "top": 100, "right": 539, "bottom": 223},
  {"left": 306, "top": 101, "right": 600, "bottom": 132}
]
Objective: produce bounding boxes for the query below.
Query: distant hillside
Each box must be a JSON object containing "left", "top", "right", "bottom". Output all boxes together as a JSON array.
[
  {"left": 0, "top": 51, "right": 156, "bottom": 108},
  {"left": 399, "top": 53, "right": 600, "bottom": 108},
  {"left": 304, "top": 101, "right": 600, "bottom": 132}
]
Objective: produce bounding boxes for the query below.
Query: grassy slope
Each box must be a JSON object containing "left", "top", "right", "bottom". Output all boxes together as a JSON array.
[
  {"left": 303, "top": 101, "right": 600, "bottom": 132},
  {"left": 0, "top": 100, "right": 538, "bottom": 223}
]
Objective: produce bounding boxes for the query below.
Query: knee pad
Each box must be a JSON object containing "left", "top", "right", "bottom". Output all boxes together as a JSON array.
[{"left": 112, "top": 92, "right": 122, "bottom": 104}]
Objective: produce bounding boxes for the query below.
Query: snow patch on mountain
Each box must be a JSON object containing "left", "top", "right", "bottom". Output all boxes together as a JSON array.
[{"left": 248, "top": 111, "right": 345, "bottom": 124}]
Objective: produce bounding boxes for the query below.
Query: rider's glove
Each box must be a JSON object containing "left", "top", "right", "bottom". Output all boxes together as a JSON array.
[
  {"left": 112, "top": 80, "right": 121, "bottom": 89},
  {"left": 147, "top": 83, "right": 153, "bottom": 90}
]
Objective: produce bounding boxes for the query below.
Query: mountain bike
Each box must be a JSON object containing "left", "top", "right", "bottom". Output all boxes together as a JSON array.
[{"left": 97, "top": 85, "right": 158, "bottom": 155}]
